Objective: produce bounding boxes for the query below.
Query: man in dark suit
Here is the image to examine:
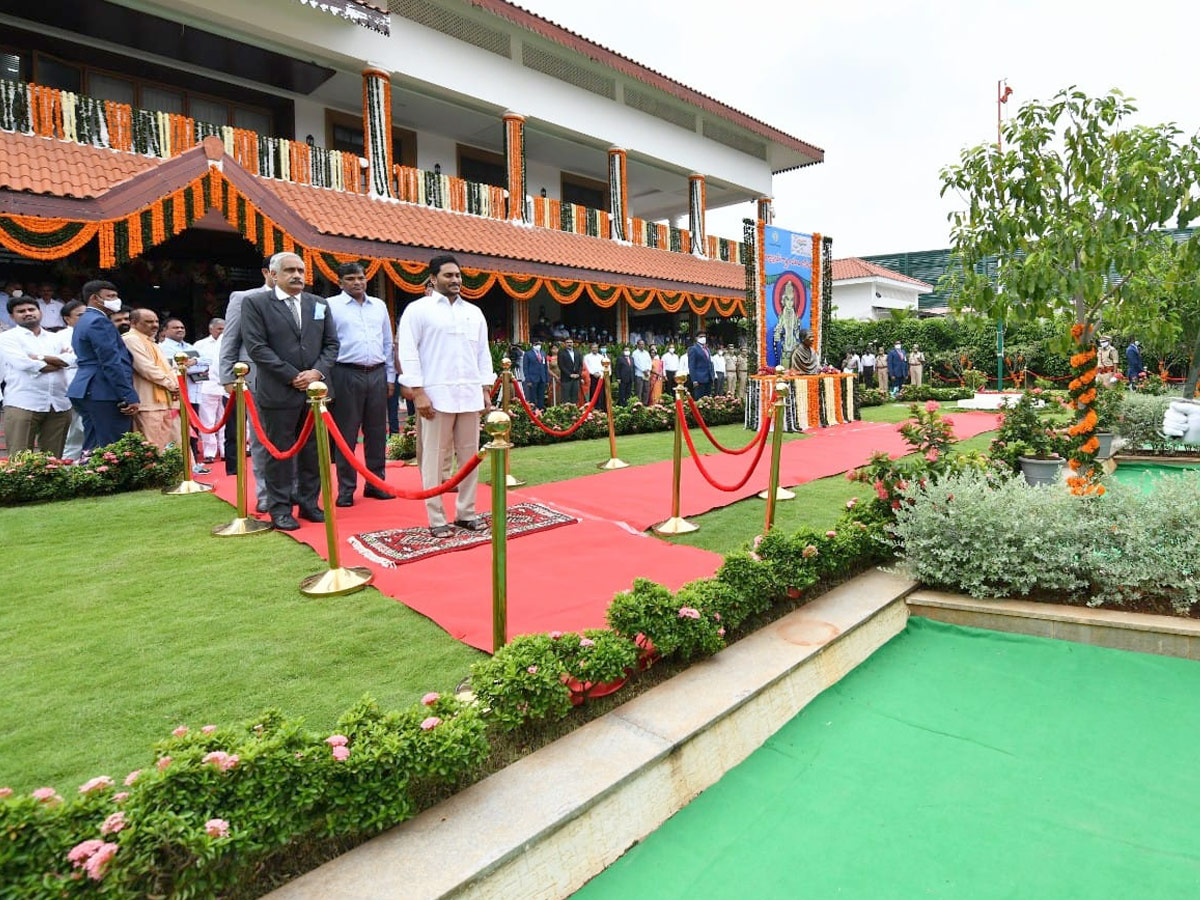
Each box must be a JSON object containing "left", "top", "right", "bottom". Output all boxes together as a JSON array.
[
  {"left": 219, "top": 258, "right": 276, "bottom": 512},
  {"left": 239, "top": 252, "right": 339, "bottom": 531},
  {"left": 1126, "top": 339, "right": 1145, "bottom": 387},
  {"left": 67, "top": 280, "right": 140, "bottom": 450},
  {"left": 886, "top": 341, "right": 908, "bottom": 396},
  {"left": 557, "top": 337, "right": 582, "bottom": 405},
  {"left": 686, "top": 332, "right": 715, "bottom": 400},
  {"left": 615, "top": 346, "right": 635, "bottom": 405},
  {"left": 521, "top": 341, "right": 549, "bottom": 410}
]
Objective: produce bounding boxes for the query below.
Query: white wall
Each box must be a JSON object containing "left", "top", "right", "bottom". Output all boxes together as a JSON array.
[
  {"left": 292, "top": 95, "right": 327, "bottom": 148},
  {"left": 526, "top": 159, "right": 561, "bottom": 201},
  {"left": 831, "top": 279, "right": 922, "bottom": 321},
  {"left": 415, "top": 131, "right": 458, "bottom": 175}
]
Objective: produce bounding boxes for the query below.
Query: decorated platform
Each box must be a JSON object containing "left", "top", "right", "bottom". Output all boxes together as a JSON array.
[{"left": 744, "top": 372, "right": 856, "bottom": 432}]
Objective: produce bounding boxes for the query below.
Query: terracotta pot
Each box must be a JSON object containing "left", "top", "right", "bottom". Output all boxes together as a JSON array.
[{"left": 564, "top": 674, "right": 629, "bottom": 706}]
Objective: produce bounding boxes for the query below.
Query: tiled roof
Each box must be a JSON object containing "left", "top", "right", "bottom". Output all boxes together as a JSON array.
[
  {"left": 262, "top": 178, "right": 747, "bottom": 292},
  {"left": 0, "top": 131, "right": 161, "bottom": 199},
  {"left": 832, "top": 257, "right": 933, "bottom": 291}
]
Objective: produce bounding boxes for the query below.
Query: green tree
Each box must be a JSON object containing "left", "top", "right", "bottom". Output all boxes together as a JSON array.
[{"left": 940, "top": 87, "right": 1200, "bottom": 489}]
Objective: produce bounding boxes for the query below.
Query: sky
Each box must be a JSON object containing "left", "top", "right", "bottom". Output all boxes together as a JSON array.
[{"left": 516, "top": 0, "right": 1197, "bottom": 258}]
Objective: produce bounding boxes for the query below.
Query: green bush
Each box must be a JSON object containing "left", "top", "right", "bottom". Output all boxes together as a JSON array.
[
  {"left": 893, "top": 469, "right": 1200, "bottom": 613},
  {"left": 1116, "top": 393, "right": 1197, "bottom": 454},
  {"left": 606, "top": 578, "right": 725, "bottom": 660},
  {"left": 856, "top": 385, "right": 889, "bottom": 407},
  {"left": 468, "top": 633, "right": 573, "bottom": 730},
  {"left": 552, "top": 628, "right": 639, "bottom": 690},
  {"left": 988, "top": 391, "right": 1071, "bottom": 470},
  {"left": 0, "top": 433, "right": 182, "bottom": 504},
  {"left": 895, "top": 384, "right": 974, "bottom": 403}
]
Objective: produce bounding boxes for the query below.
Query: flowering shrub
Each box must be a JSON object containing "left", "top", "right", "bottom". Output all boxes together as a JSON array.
[
  {"left": 469, "top": 633, "right": 574, "bottom": 729},
  {"left": 961, "top": 369, "right": 988, "bottom": 393},
  {"left": 0, "top": 433, "right": 182, "bottom": 504},
  {"left": 551, "top": 629, "right": 639, "bottom": 691},
  {"left": 988, "top": 391, "right": 1072, "bottom": 470},
  {"left": 606, "top": 579, "right": 725, "bottom": 660},
  {"left": 856, "top": 386, "right": 889, "bottom": 407},
  {"left": 0, "top": 695, "right": 487, "bottom": 898},
  {"left": 1116, "top": 393, "right": 1198, "bottom": 455},
  {"left": 893, "top": 469, "right": 1200, "bottom": 613},
  {"left": 894, "top": 384, "right": 975, "bottom": 403}
]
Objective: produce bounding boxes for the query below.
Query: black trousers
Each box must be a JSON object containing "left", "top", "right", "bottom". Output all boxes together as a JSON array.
[
  {"left": 618, "top": 379, "right": 633, "bottom": 405},
  {"left": 330, "top": 364, "right": 388, "bottom": 497},
  {"left": 261, "top": 402, "right": 319, "bottom": 514},
  {"left": 561, "top": 377, "right": 580, "bottom": 404},
  {"left": 72, "top": 396, "right": 132, "bottom": 451},
  {"left": 524, "top": 379, "right": 547, "bottom": 409},
  {"left": 692, "top": 380, "right": 712, "bottom": 400}
]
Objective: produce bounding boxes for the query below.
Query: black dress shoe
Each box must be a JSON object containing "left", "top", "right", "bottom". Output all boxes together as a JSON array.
[
  {"left": 363, "top": 487, "right": 395, "bottom": 501},
  {"left": 298, "top": 505, "right": 325, "bottom": 523},
  {"left": 271, "top": 513, "right": 300, "bottom": 531},
  {"left": 256, "top": 499, "right": 270, "bottom": 514},
  {"left": 336, "top": 494, "right": 354, "bottom": 507}
]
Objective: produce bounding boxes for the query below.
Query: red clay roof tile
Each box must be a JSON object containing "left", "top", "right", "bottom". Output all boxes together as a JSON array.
[
  {"left": 0, "top": 131, "right": 161, "bottom": 199},
  {"left": 832, "top": 257, "right": 932, "bottom": 291}
]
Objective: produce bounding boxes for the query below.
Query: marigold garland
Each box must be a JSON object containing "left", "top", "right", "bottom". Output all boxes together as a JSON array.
[{"left": 1065, "top": 324, "right": 1103, "bottom": 495}]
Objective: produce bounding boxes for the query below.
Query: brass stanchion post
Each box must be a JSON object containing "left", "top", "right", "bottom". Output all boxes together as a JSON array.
[
  {"left": 300, "top": 382, "right": 373, "bottom": 596},
  {"left": 761, "top": 375, "right": 791, "bottom": 533},
  {"left": 653, "top": 375, "right": 698, "bottom": 535},
  {"left": 163, "top": 351, "right": 214, "bottom": 495},
  {"left": 500, "top": 358, "right": 524, "bottom": 487},
  {"left": 212, "top": 363, "right": 272, "bottom": 536},
  {"left": 597, "top": 356, "right": 629, "bottom": 470},
  {"left": 757, "top": 366, "right": 796, "bottom": 503},
  {"left": 483, "top": 410, "right": 511, "bottom": 650}
]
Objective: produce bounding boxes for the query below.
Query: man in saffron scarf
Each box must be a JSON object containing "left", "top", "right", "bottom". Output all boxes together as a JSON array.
[{"left": 122, "top": 308, "right": 180, "bottom": 450}]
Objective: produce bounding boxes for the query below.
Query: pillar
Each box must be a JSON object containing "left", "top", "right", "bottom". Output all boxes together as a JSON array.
[
  {"left": 688, "top": 174, "right": 706, "bottom": 255},
  {"left": 362, "top": 67, "right": 394, "bottom": 199},
  {"left": 608, "top": 146, "right": 629, "bottom": 241},
  {"left": 616, "top": 303, "right": 629, "bottom": 344},
  {"left": 503, "top": 111, "right": 527, "bottom": 221},
  {"left": 511, "top": 296, "right": 529, "bottom": 342},
  {"left": 757, "top": 196, "right": 774, "bottom": 225}
]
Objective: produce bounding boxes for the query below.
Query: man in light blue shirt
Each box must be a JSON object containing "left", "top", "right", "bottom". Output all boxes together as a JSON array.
[
  {"left": 327, "top": 262, "right": 396, "bottom": 506},
  {"left": 632, "top": 339, "right": 652, "bottom": 404}
]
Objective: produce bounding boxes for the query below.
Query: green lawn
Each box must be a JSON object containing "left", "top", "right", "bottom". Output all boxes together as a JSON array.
[{"left": 0, "top": 491, "right": 481, "bottom": 792}]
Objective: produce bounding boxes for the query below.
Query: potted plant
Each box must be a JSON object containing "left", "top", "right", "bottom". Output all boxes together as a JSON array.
[
  {"left": 989, "top": 391, "right": 1067, "bottom": 485},
  {"left": 962, "top": 368, "right": 988, "bottom": 393},
  {"left": 1092, "top": 380, "right": 1124, "bottom": 459}
]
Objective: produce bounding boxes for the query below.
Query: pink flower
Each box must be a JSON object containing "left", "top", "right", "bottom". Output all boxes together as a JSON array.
[
  {"left": 82, "top": 842, "right": 119, "bottom": 881},
  {"left": 420, "top": 692, "right": 440, "bottom": 706},
  {"left": 941, "top": 416, "right": 955, "bottom": 428},
  {"left": 113, "top": 792, "right": 129, "bottom": 803},
  {"left": 100, "top": 811, "right": 126, "bottom": 836},
  {"left": 79, "top": 776, "right": 114, "bottom": 794},
  {"left": 717, "top": 627, "right": 726, "bottom": 637},
  {"left": 677, "top": 607, "right": 702, "bottom": 619},
  {"left": 713, "top": 613, "right": 721, "bottom": 621},
  {"left": 123, "top": 770, "right": 141, "bottom": 786},
  {"left": 579, "top": 637, "right": 596, "bottom": 648},
  {"left": 549, "top": 630, "right": 564, "bottom": 640},
  {"left": 202, "top": 751, "right": 240, "bottom": 772},
  {"left": 420, "top": 716, "right": 442, "bottom": 731},
  {"left": 295, "top": 752, "right": 305, "bottom": 759},
  {"left": 802, "top": 544, "right": 819, "bottom": 559},
  {"left": 201, "top": 725, "right": 217, "bottom": 734},
  {"left": 324, "top": 734, "right": 349, "bottom": 747},
  {"left": 846, "top": 497, "right": 858, "bottom": 509},
  {"left": 895, "top": 480, "right": 908, "bottom": 492},
  {"left": 526, "top": 665, "right": 538, "bottom": 674},
  {"left": 171, "top": 725, "right": 188, "bottom": 738},
  {"left": 845, "top": 468, "right": 858, "bottom": 482},
  {"left": 925, "top": 400, "right": 940, "bottom": 412},
  {"left": 825, "top": 530, "right": 837, "bottom": 538},
  {"left": 874, "top": 480, "right": 889, "bottom": 500},
  {"left": 752, "top": 534, "right": 764, "bottom": 549},
  {"left": 748, "top": 551, "right": 762, "bottom": 562},
  {"left": 67, "top": 839, "right": 105, "bottom": 866},
  {"left": 95, "top": 465, "right": 109, "bottom": 473},
  {"left": 204, "top": 818, "right": 230, "bottom": 839},
  {"left": 0, "top": 787, "right": 11, "bottom": 799},
  {"left": 332, "top": 745, "right": 351, "bottom": 762},
  {"left": 925, "top": 448, "right": 939, "bottom": 462},
  {"left": 32, "top": 787, "right": 62, "bottom": 804}
]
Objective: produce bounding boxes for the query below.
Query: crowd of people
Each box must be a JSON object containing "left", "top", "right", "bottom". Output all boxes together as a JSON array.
[{"left": 839, "top": 342, "right": 926, "bottom": 396}]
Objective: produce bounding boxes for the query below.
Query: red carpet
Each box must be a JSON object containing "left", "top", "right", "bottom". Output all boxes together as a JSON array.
[
  {"left": 207, "top": 411, "right": 999, "bottom": 652},
  {"left": 208, "top": 462, "right": 722, "bottom": 653},
  {"left": 521, "top": 412, "right": 1002, "bottom": 531}
]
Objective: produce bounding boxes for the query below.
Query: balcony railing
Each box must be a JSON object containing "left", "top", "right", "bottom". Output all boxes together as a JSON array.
[{"left": 0, "top": 77, "right": 745, "bottom": 264}]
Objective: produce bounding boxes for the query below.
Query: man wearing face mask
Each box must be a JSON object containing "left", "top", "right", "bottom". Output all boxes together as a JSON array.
[
  {"left": 107, "top": 305, "right": 132, "bottom": 334},
  {"left": 1097, "top": 335, "right": 1118, "bottom": 376},
  {"left": 583, "top": 341, "right": 605, "bottom": 412},
  {"left": 1125, "top": 338, "right": 1145, "bottom": 388},
  {"left": 662, "top": 344, "right": 679, "bottom": 388},
  {"left": 521, "top": 340, "right": 549, "bottom": 410},
  {"left": 687, "top": 332, "right": 715, "bottom": 400},
  {"left": 615, "top": 345, "right": 635, "bottom": 405},
  {"left": 67, "top": 280, "right": 140, "bottom": 450}
]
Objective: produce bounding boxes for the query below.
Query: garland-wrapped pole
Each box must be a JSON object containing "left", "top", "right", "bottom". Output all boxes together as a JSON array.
[
  {"left": 483, "top": 410, "right": 512, "bottom": 651},
  {"left": 763, "top": 374, "right": 792, "bottom": 535},
  {"left": 1066, "top": 322, "right": 1105, "bottom": 495},
  {"left": 653, "top": 375, "right": 699, "bottom": 535},
  {"left": 597, "top": 357, "right": 629, "bottom": 470},
  {"left": 212, "top": 362, "right": 272, "bottom": 537},
  {"left": 499, "top": 358, "right": 524, "bottom": 487},
  {"left": 163, "top": 351, "right": 214, "bottom": 496},
  {"left": 299, "top": 382, "right": 373, "bottom": 597},
  {"left": 759, "top": 369, "right": 794, "bottom": 524}
]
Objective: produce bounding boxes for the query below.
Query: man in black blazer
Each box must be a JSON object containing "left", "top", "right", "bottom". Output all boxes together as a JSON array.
[
  {"left": 239, "top": 252, "right": 340, "bottom": 531},
  {"left": 557, "top": 337, "right": 582, "bottom": 404}
]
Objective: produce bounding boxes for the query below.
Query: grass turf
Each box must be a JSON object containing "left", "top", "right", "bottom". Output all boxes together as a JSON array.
[
  {"left": 0, "top": 490, "right": 481, "bottom": 792},
  {"left": 575, "top": 618, "right": 1200, "bottom": 899}
]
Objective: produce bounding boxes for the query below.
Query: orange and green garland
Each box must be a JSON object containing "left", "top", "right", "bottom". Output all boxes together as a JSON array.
[{"left": 1065, "top": 322, "right": 1105, "bottom": 496}]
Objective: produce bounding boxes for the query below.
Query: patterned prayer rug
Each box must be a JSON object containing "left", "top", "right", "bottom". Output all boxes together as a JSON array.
[{"left": 348, "top": 502, "right": 577, "bottom": 567}]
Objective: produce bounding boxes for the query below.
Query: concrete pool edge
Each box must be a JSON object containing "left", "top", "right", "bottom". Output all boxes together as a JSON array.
[
  {"left": 908, "top": 590, "right": 1200, "bottom": 660},
  {"left": 264, "top": 568, "right": 916, "bottom": 900}
]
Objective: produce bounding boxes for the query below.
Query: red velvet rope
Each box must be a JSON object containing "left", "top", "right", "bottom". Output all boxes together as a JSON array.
[
  {"left": 489, "top": 376, "right": 502, "bottom": 400},
  {"left": 511, "top": 377, "right": 604, "bottom": 438},
  {"left": 684, "top": 393, "right": 762, "bottom": 455},
  {"left": 178, "top": 375, "right": 234, "bottom": 434},
  {"left": 676, "top": 397, "right": 772, "bottom": 492},
  {"left": 321, "top": 409, "right": 481, "bottom": 499},
  {"left": 242, "top": 390, "right": 316, "bottom": 460}
]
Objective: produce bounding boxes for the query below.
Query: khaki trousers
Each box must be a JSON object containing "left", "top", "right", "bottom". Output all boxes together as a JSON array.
[
  {"left": 3, "top": 406, "right": 71, "bottom": 456},
  {"left": 910, "top": 365, "right": 924, "bottom": 387},
  {"left": 419, "top": 409, "right": 481, "bottom": 528}
]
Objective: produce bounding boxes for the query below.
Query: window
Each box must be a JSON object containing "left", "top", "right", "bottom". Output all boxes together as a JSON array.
[
  {"left": 325, "top": 109, "right": 416, "bottom": 161},
  {"left": 141, "top": 85, "right": 184, "bottom": 115},
  {"left": 90, "top": 72, "right": 136, "bottom": 106},
  {"left": 189, "top": 96, "right": 227, "bottom": 127},
  {"left": 457, "top": 144, "right": 505, "bottom": 188},
  {"left": 0, "top": 52, "right": 23, "bottom": 82},
  {"left": 561, "top": 172, "right": 609, "bottom": 211},
  {"left": 36, "top": 55, "right": 81, "bottom": 92},
  {"left": 233, "top": 107, "right": 271, "bottom": 135}
]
